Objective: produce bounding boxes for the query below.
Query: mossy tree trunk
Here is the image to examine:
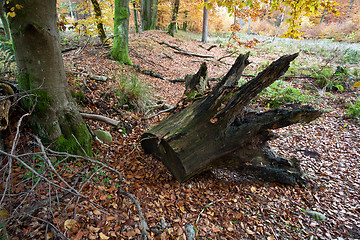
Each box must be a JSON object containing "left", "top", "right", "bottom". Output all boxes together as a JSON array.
[
  {"left": 6, "top": 0, "right": 92, "bottom": 156},
  {"left": 90, "top": 0, "right": 106, "bottom": 43},
  {"left": 167, "top": 0, "right": 180, "bottom": 37},
  {"left": 141, "top": 53, "right": 322, "bottom": 186},
  {"left": 110, "top": 0, "right": 132, "bottom": 65}
]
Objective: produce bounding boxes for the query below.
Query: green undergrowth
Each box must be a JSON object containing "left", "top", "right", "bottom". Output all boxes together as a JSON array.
[
  {"left": 346, "top": 98, "right": 360, "bottom": 123},
  {"left": 113, "top": 73, "right": 153, "bottom": 113},
  {"left": 255, "top": 80, "right": 316, "bottom": 108},
  {"left": 0, "top": 36, "right": 16, "bottom": 73},
  {"left": 311, "top": 65, "right": 358, "bottom": 91}
]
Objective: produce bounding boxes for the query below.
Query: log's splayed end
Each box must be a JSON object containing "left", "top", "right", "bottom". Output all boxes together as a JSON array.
[{"left": 141, "top": 53, "right": 321, "bottom": 186}]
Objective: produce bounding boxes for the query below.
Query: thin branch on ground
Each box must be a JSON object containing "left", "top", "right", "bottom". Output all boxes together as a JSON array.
[
  {"left": 195, "top": 196, "right": 225, "bottom": 224},
  {"left": 118, "top": 189, "right": 149, "bottom": 239},
  {"left": 143, "top": 107, "right": 175, "bottom": 119},
  {"left": 0, "top": 113, "right": 30, "bottom": 205}
]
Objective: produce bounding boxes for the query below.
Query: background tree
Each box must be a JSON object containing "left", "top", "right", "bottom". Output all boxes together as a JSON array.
[
  {"left": 90, "top": 0, "right": 106, "bottom": 42},
  {"left": 0, "top": 0, "right": 10, "bottom": 40},
  {"left": 131, "top": 0, "right": 140, "bottom": 33},
  {"left": 167, "top": 0, "right": 180, "bottom": 37},
  {"left": 213, "top": 0, "right": 338, "bottom": 39},
  {"left": 5, "top": 0, "right": 92, "bottom": 156},
  {"left": 201, "top": 0, "right": 209, "bottom": 42},
  {"left": 141, "top": 0, "right": 157, "bottom": 30},
  {"left": 110, "top": 0, "right": 132, "bottom": 65},
  {"left": 151, "top": 0, "right": 158, "bottom": 29}
]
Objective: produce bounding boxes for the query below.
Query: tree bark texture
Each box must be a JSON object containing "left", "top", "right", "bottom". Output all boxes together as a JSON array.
[
  {"left": 182, "top": 11, "right": 189, "bottom": 31},
  {"left": 150, "top": 0, "right": 158, "bottom": 30},
  {"left": 131, "top": 0, "right": 140, "bottom": 33},
  {"left": 110, "top": 0, "right": 132, "bottom": 65},
  {"left": 90, "top": 0, "right": 106, "bottom": 42},
  {"left": 141, "top": 0, "right": 156, "bottom": 31},
  {"left": 6, "top": 0, "right": 92, "bottom": 156},
  {"left": 141, "top": 53, "right": 322, "bottom": 186},
  {"left": 167, "top": 0, "right": 180, "bottom": 37},
  {"left": 201, "top": 0, "right": 208, "bottom": 42}
]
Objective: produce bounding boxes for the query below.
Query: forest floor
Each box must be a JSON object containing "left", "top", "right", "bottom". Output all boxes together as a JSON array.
[{"left": 2, "top": 30, "right": 360, "bottom": 240}]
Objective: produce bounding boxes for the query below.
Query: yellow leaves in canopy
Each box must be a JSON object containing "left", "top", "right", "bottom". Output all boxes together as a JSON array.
[
  {"left": 354, "top": 82, "right": 360, "bottom": 88},
  {"left": 5, "top": 0, "right": 23, "bottom": 18},
  {"left": 211, "top": 0, "right": 339, "bottom": 39}
]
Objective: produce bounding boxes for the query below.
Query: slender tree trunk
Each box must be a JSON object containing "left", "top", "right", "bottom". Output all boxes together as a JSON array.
[
  {"left": 247, "top": 17, "right": 251, "bottom": 34},
  {"left": 68, "top": 0, "right": 74, "bottom": 19},
  {"left": 110, "top": 0, "right": 132, "bottom": 65},
  {"left": 141, "top": 0, "right": 153, "bottom": 30},
  {"left": 346, "top": 0, "right": 354, "bottom": 18},
  {"left": 183, "top": 10, "right": 189, "bottom": 31},
  {"left": 201, "top": 0, "right": 208, "bottom": 42},
  {"left": 273, "top": 13, "right": 284, "bottom": 41},
  {"left": 167, "top": 0, "right": 180, "bottom": 37},
  {"left": 5, "top": 0, "right": 92, "bottom": 156},
  {"left": 90, "top": 0, "right": 106, "bottom": 42},
  {"left": 132, "top": 0, "right": 139, "bottom": 33},
  {"left": 0, "top": 0, "right": 10, "bottom": 40},
  {"left": 150, "top": 0, "right": 158, "bottom": 29},
  {"left": 233, "top": 6, "right": 237, "bottom": 25},
  {"left": 320, "top": 9, "right": 327, "bottom": 24}
]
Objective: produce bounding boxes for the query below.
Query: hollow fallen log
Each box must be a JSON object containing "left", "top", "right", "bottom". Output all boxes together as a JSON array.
[{"left": 141, "top": 53, "right": 322, "bottom": 186}]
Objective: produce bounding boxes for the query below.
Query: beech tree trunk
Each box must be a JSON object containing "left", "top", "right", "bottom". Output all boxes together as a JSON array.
[
  {"left": 6, "top": 0, "right": 92, "bottom": 156},
  {"left": 132, "top": 0, "right": 140, "bottom": 33},
  {"left": 167, "top": 0, "right": 180, "bottom": 37},
  {"left": 90, "top": 0, "right": 106, "bottom": 42},
  {"left": 110, "top": 0, "right": 132, "bottom": 65},
  {"left": 141, "top": 0, "right": 156, "bottom": 31},
  {"left": 141, "top": 53, "right": 322, "bottom": 186},
  {"left": 150, "top": 0, "right": 158, "bottom": 30},
  {"left": 201, "top": 0, "right": 208, "bottom": 42}
]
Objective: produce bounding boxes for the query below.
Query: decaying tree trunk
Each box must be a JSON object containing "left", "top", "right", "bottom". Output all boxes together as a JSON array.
[{"left": 141, "top": 53, "right": 322, "bottom": 186}]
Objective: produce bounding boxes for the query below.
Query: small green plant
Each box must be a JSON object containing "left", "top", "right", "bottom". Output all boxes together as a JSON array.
[
  {"left": 342, "top": 49, "right": 360, "bottom": 64},
  {"left": 60, "top": 37, "right": 69, "bottom": 46},
  {"left": 257, "top": 61, "right": 270, "bottom": 72},
  {"left": 346, "top": 98, "right": 360, "bottom": 123},
  {"left": 0, "top": 36, "right": 15, "bottom": 72},
  {"left": 257, "top": 80, "right": 314, "bottom": 108},
  {"left": 114, "top": 74, "right": 153, "bottom": 113},
  {"left": 311, "top": 66, "right": 354, "bottom": 91}
]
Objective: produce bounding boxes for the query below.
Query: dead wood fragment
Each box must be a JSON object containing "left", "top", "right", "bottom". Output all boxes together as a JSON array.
[
  {"left": 157, "top": 41, "right": 183, "bottom": 51},
  {"left": 61, "top": 46, "right": 78, "bottom": 53},
  {"left": 118, "top": 190, "right": 149, "bottom": 239},
  {"left": 199, "top": 44, "right": 217, "bottom": 51},
  {"left": 162, "top": 52, "right": 173, "bottom": 60},
  {"left": 158, "top": 41, "right": 214, "bottom": 58},
  {"left": 174, "top": 50, "right": 214, "bottom": 59},
  {"left": 66, "top": 70, "right": 108, "bottom": 82},
  {"left": 184, "top": 62, "right": 209, "bottom": 95},
  {"left": 141, "top": 53, "right": 322, "bottom": 186},
  {"left": 0, "top": 83, "right": 15, "bottom": 130},
  {"left": 80, "top": 112, "right": 120, "bottom": 127},
  {"left": 133, "top": 65, "right": 165, "bottom": 80},
  {"left": 130, "top": 47, "right": 166, "bottom": 68},
  {"left": 217, "top": 52, "right": 238, "bottom": 61}
]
